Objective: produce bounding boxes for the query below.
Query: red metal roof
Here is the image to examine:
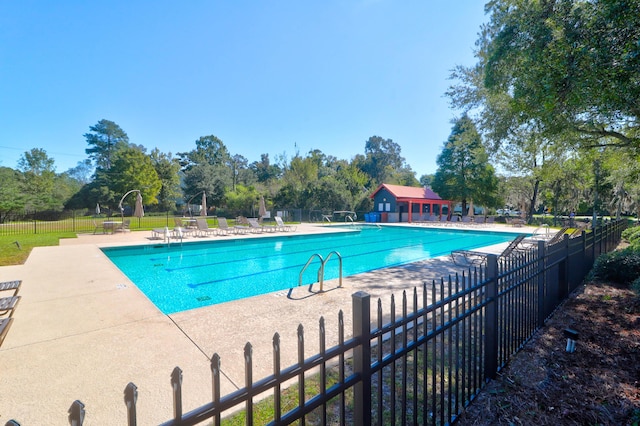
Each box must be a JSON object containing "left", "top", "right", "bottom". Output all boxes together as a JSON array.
[{"left": 371, "top": 183, "right": 443, "bottom": 201}]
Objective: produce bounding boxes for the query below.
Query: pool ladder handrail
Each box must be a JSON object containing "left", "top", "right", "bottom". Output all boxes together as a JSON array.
[{"left": 298, "top": 251, "right": 343, "bottom": 292}]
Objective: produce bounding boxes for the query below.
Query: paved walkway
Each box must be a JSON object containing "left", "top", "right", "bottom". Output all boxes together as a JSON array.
[{"left": 0, "top": 222, "right": 521, "bottom": 424}]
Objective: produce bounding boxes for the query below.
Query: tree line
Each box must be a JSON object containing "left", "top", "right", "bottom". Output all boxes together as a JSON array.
[
  {"left": 2, "top": 1, "right": 637, "bottom": 222},
  {"left": 442, "top": 0, "right": 640, "bottom": 222},
  {"left": 0, "top": 119, "right": 425, "bottom": 219}
]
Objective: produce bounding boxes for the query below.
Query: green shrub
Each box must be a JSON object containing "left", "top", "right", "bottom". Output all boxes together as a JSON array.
[
  {"left": 589, "top": 247, "right": 640, "bottom": 285},
  {"left": 621, "top": 226, "right": 640, "bottom": 244},
  {"left": 631, "top": 277, "right": 640, "bottom": 297}
]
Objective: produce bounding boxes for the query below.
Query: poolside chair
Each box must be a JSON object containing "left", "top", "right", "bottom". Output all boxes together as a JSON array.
[
  {"left": 244, "top": 218, "right": 263, "bottom": 233},
  {"left": 92, "top": 220, "right": 103, "bottom": 234},
  {"left": 218, "top": 217, "right": 247, "bottom": 235},
  {"left": 121, "top": 219, "right": 131, "bottom": 232},
  {"left": 247, "top": 218, "right": 276, "bottom": 233},
  {"left": 0, "top": 295, "right": 20, "bottom": 318},
  {"left": 151, "top": 228, "right": 169, "bottom": 240},
  {"left": 0, "top": 318, "right": 14, "bottom": 348},
  {"left": 195, "top": 218, "right": 217, "bottom": 237},
  {"left": 450, "top": 234, "right": 527, "bottom": 266},
  {"left": 537, "top": 227, "right": 568, "bottom": 243},
  {"left": 460, "top": 216, "right": 473, "bottom": 226},
  {"left": 0, "top": 280, "right": 21, "bottom": 297},
  {"left": 274, "top": 216, "right": 296, "bottom": 231}
]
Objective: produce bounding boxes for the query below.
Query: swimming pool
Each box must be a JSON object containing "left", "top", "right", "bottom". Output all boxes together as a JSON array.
[{"left": 103, "top": 225, "right": 523, "bottom": 314}]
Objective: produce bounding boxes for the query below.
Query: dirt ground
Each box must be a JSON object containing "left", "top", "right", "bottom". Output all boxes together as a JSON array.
[{"left": 456, "top": 280, "right": 640, "bottom": 426}]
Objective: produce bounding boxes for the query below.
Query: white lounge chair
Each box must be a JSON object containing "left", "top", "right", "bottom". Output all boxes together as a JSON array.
[
  {"left": 247, "top": 218, "right": 276, "bottom": 233},
  {"left": 195, "top": 218, "right": 217, "bottom": 237},
  {"left": 218, "top": 217, "right": 248, "bottom": 235},
  {"left": 274, "top": 216, "right": 296, "bottom": 231},
  {"left": 451, "top": 235, "right": 527, "bottom": 266}
]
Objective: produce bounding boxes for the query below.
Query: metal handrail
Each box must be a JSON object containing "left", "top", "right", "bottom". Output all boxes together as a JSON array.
[
  {"left": 299, "top": 253, "right": 324, "bottom": 288},
  {"left": 298, "top": 251, "right": 343, "bottom": 292},
  {"left": 319, "top": 251, "right": 342, "bottom": 292}
]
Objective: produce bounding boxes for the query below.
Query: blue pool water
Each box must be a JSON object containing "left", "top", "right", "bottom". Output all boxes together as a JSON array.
[{"left": 103, "top": 225, "right": 523, "bottom": 314}]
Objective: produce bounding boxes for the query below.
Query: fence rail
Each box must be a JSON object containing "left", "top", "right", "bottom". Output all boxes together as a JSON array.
[
  {"left": 9, "top": 220, "right": 626, "bottom": 425},
  {"left": 0, "top": 209, "right": 310, "bottom": 236}
]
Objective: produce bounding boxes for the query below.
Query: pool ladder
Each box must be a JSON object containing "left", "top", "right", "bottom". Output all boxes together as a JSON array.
[{"left": 298, "top": 251, "right": 343, "bottom": 292}]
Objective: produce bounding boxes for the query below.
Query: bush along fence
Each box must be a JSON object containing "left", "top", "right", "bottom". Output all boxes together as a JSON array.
[{"left": 16, "top": 220, "right": 625, "bottom": 425}]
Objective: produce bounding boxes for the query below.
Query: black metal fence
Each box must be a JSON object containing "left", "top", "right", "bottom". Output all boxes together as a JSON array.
[
  {"left": 0, "top": 210, "right": 307, "bottom": 236},
  {"left": 0, "top": 210, "right": 168, "bottom": 236},
  {"left": 19, "top": 220, "right": 627, "bottom": 425}
]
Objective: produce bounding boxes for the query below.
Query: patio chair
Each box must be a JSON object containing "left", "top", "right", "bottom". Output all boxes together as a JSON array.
[
  {"left": 537, "top": 227, "right": 568, "bottom": 243},
  {"left": 274, "top": 216, "right": 296, "bottom": 231},
  {"left": 151, "top": 228, "right": 166, "bottom": 240},
  {"left": 0, "top": 280, "right": 21, "bottom": 297},
  {"left": 521, "top": 227, "right": 569, "bottom": 249},
  {"left": 92, "top": 220, "right": 103, "bottom": 234},
  {"left": 121, "top": 219, "right": 131, "bottom": 232},
  {"left": 247, "top": 218, "right": 276, "bottom": 233},
  {"left": 450, "top": 234, "right": 527, "bottom": 266},
  {"left": 195, "top": 218, "right": 217, "bottom": 237},
  {"left": 0, "top": 295, "right": 20, "bottom": 318},
  {"left": 218, "top": 217, "right": 248, "bottom": 235},
  {"left": 0, "top": 318, "right": 14, "bottom": 348}
]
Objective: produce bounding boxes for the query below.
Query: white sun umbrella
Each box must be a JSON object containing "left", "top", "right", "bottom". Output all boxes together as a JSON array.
[
  {"left": 468, "top": 200, "right": 474, "bottom": 218},
  {"left": 134, "top": 192, "right": 144, "bottom": 218},
  {"left": 95, "top": 203, "right": 101, "bottom": 215},
  {"left": 201, "top": 191, "right": 207, "bottom": 217}
]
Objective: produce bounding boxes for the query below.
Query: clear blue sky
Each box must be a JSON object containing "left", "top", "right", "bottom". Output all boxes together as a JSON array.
[{"left": 0, "top": 1, "right": 487, "bottom": 178}]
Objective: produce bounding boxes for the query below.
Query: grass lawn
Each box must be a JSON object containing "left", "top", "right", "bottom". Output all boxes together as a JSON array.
[{"left": 0, "top": 233, "right": 77, "bottom": 266}]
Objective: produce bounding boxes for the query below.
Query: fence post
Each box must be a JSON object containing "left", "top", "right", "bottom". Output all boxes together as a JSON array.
[
  {"left": 537, "top": 240, "right": 546, "bottom": 328},
  {"left": 124, "top": 382, "right": 138, "bottom": 426},
  {"left": 68, "top": 400, "right": 85, "bottom": 426},
  {"left": 352, "top": 291, "right": 371, "bottom": 425},
  {"left": 484, "top": 254, "right": 499, "bottom": 381},
  {"left": 598, "top": 224, "right": 603, "bottom": 256},
  {"left": 592, "top": 224, "right": 597, "bottom": 261},
  {"left": 171, "top": 367, "right": 183, "bottom": 420},
  {"left": 211, "top": 353, "right": 221, "bottom": 425},
  {"left": 559, "top": 234, "right": 570, "bottom": 300}
]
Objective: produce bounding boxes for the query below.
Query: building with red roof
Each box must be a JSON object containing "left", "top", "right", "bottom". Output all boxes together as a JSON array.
[{"left": 369, "top": 183, "right": 452, "bottom": 223}]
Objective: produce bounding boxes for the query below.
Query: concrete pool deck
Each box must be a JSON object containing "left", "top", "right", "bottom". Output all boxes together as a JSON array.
[{"left": 0, "top": 222, "right": 524, "bottom": 424}]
